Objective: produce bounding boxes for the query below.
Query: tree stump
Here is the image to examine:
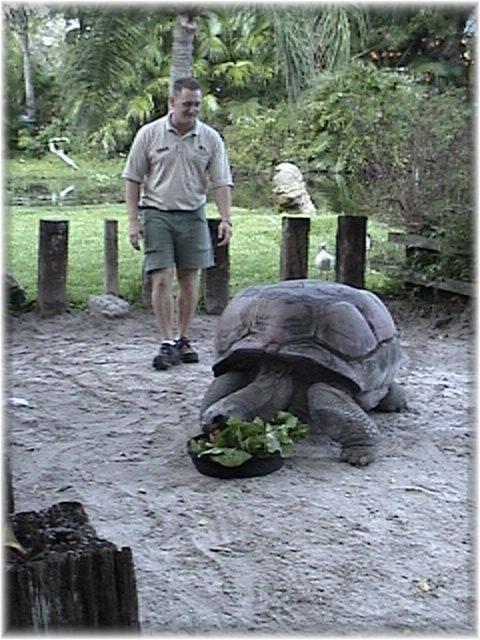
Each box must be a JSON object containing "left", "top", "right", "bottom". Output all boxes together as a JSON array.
[
  {"left": 6, "top": 501, "right": 140, "bottom": 631},
  {"left": 335, "top": 215, "right": 368, "bottom": 288},
  {"left": 201, "top": 219, "right": 230, "bottom": 314},
  {"left": 37, "top": 220, "right": 69, "bottom": 317},
  {"left": 280, "top": 216, "right": 310, "bottom": 280}
]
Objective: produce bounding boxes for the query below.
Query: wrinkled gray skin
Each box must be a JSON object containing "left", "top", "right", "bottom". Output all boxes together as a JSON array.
[{"left": 200, "top": 281, "right": 407, "bottom": 466}]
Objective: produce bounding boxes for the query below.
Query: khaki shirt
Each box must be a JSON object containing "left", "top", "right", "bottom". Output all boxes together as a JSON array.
[{"left": 122, "top": 114, "right": 233, "bottom": 211}]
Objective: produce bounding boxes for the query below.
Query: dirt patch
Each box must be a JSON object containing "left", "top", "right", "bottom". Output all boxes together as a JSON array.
[{"left": 6, "top": 297, "right": 475, "bottom": 633}]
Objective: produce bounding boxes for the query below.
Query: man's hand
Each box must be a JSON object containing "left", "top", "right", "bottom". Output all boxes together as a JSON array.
[
  {"left": 217, "top": 220, "right": 232, "bottom": 247},
  {"left": 129, "top": 219, "right": 143, "bottom": 250}
]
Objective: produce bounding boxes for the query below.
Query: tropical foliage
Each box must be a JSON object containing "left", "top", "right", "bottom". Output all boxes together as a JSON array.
[
  {"left": 5, "top": 5, "right": 475, "bottom": 285},
  {"left": 6, "top": 5, "right": 473, "bottom": 153}
]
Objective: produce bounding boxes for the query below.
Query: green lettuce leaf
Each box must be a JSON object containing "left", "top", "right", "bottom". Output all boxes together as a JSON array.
[{"left": 190, "top": 412, "right": 309, "bottom": 467}]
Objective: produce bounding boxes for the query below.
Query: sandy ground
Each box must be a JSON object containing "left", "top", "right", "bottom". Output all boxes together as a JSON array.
[{"left": 6, "top": 295, "right": 476, "bottom": 634}]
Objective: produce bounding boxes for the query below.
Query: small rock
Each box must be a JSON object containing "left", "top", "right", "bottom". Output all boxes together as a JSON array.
[
  {"left": 6, "top": 273, "right": 26, "bottom": 308},
  {"left": 88, "top": 294, "right": 130, "bottom": 318},
  {"left": 9, "top": 397, "right": 30, "bottom": 408}
]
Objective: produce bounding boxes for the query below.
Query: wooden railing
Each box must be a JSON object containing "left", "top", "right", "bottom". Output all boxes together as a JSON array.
[{"left": 388, "top": 232, "right": 473, "bottom": 297}]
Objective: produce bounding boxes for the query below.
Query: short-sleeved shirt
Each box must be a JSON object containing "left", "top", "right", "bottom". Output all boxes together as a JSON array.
[{"left": 122, "top": 113, "right": 233, "bottom": 211}]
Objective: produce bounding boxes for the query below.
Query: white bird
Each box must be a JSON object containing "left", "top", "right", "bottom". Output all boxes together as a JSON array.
[
  {"left": 50, "top": 185, "right": 75, "bottom": 205},
  {"left": 48, "top": 138, "right": 79, "bottom": 170},
  {"left": 315, "top": 243, "right": 335, "bottom": 278},
  {"left": 366, "top": 232, "right": 373, "bottom": 252},
  {"left": 59, "top": 185, "right": 75, "bottom": 199}
]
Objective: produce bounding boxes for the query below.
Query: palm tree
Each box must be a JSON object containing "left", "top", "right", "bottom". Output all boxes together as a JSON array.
[
  {"left": 270, "top": 5, "right": 367, "bottom": 101},
  {"left": 170, "top": 11, "right": 198, "bottom": 90},
  {"left": 5, "top": 6, "right": 36, "bottom": 121},
  {"left": 32, "top": 5, "right": 367, "bottom": 151}
]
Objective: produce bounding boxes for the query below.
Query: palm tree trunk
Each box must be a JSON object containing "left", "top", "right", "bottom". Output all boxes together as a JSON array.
[
  {"left": 169, "top": 13, "right": 197, "bottom": 94},
  {"left": 15, "top": 8, "right": 36, "bottom": 121}
]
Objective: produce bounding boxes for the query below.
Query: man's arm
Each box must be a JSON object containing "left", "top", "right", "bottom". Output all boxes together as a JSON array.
[
  {"left": 125, "top": 179, "right": 142, "bottom": 250},
  {"left": 213, "top": 185, "right": 233, "bottom": 247}
]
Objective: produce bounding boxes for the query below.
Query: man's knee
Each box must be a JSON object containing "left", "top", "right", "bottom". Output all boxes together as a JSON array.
[
  {"left": 177, "top": 268, "right": 199, "bottom": 293},
  {"left": 150, "top": 268, "right": 173, "bottom": 293}
]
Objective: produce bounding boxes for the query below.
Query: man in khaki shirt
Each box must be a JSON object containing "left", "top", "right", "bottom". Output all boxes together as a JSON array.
[{"left": 123, "top": 77, "right": 233, "bottom": 370}]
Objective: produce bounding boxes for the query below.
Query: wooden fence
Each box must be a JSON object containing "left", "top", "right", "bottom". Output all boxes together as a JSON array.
[
  {"left": 388, "top": 231, "right": 473, "bottom": 297},
  {"left": 34, "top": 213, "right": 423, "bottom": 318}
]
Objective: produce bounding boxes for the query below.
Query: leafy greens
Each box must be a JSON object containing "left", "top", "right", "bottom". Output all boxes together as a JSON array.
[{"left": 189, "top": 412, "right": 309, "bottom": 467}]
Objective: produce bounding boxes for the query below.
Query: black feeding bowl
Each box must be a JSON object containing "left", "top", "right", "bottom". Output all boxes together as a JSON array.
[{"left": 187, "top": 434, "right": 284, "bottom": 479}]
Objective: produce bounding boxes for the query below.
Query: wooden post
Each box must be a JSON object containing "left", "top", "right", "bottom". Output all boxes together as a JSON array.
[
  {"left": 6, "top": 502, "right": 140, "bottom": 631},
  {"left": 201, "top": 219, "right": 230, "bottom": 314},
  {"left": 5, "top": 456, "right": 14, "bottom": 514},
  {"left": 104, "top": 220, "right": 118, "bottom": 295},
  {"left": 142, "top": 266, "right": 152, "bottom": 309},
  {"left": 335, "top": 215, "right": 367, "bottom": 288},
  {"left": 37, "top": 220, "right": 69, "bottom": 317},
  {"left": 280, "top": 216, "right": 310, "bottom": 280}
]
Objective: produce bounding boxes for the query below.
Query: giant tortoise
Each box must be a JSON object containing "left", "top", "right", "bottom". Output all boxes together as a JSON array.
[{"left": 200, "top": 280, "right": 407, "bottom": 466}]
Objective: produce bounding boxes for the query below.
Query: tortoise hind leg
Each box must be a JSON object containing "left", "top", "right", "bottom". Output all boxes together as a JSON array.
[
  {"left": 375, "top": 382, "right": 408, "bottom": 412},
  {"left": 307, "top": 383, "right": 378, "bottom": 466}
]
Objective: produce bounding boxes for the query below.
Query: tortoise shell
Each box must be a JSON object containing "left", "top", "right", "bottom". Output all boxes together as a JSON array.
[{"left": 212, "top": 280, "right": 404, "bottom": 392}]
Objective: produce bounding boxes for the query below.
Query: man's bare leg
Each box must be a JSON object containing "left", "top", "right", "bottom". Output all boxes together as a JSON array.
[
  {"left": 176, "top": 268, "right": 200, "bottom": 337},
  {"left": 150, "top": 268, "right": 179, "bottom": 369},
  {"left": 176, "top": 267, "right": 200, "bottom": 362},
  {"left": 150, "top": 268, "right": 175, "bottom": 339}
]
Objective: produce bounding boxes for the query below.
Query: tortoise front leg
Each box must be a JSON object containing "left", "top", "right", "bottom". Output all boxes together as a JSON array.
[
  {"left": 307, "top": 383, "right": 378, "bottom": 466},
  {"left": 200, "top": 370, "right": 253, "bottom": 421},
  {"left": 200, "top": 364, "right": 293, "bottom": 432}
]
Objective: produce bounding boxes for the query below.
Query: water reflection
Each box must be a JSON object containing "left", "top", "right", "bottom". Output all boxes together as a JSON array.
[
  {"left": 8, "top": 172, "right": 358, "bottom": 214},
  {"left": 7, "top": 176, "right": 124, "bottom": 207}
]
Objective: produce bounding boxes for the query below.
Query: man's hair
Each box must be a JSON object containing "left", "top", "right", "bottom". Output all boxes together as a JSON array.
[{"left": 172, "top": 77, "right": 201, "bottom": 95}]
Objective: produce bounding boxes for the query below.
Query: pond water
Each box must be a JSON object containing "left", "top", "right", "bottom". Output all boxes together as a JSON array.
[
  {"left": 7, "top": 172, "right": 357, "bottom": 215},
  {"left": 7, "top": 177, "right": 123, "bottom": 207}
]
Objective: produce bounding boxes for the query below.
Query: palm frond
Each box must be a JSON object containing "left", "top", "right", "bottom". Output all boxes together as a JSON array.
[{"left": 270, "top": 7, "right": 316, "bottom": 101}]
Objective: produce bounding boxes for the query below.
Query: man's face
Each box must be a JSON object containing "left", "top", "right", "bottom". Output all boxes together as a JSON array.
[{"left": 170, "top": 88, "right": 201, "bottom": 130}]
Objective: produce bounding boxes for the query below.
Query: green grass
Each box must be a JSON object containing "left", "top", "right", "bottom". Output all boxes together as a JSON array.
[
  {"left": 7, "top": 202, "right": 405, "bottom": 308},
  {"left": 7, "top": 204, "right": 144, "bottom": 306},
  {"left": 7, "top": 154, "right": 123, "bottom": 180},
  {"left": 231, "top": 207, "right": 404, "bottom": 294}
]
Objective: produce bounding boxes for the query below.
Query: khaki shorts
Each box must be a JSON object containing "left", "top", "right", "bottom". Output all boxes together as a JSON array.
[{"left": 140, "top": 206, "right": 214, "bottom": 272}]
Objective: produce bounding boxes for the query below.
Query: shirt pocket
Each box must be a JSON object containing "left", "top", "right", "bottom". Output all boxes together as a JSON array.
[
  {"left": 189, "top": 144, "right": 211, "bottom": 171},
  {"left": 148, "top": 145, "right": 173, "bottom": 165}
]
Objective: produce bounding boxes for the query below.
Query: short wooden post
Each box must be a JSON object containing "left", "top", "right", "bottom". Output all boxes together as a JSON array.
[
  {"left": 5, "top": 456, "right": 14, "bottom": 514},
  {"left": 104, "top": 220, "right": 118, "bottom": 295},
  {"left": 201, "top": 219, "right": 230, "bottom": 314},
  {"left": 37, "top": 220, "right": 69, "bottom": 317},
  {"left": 335, "top": 215, "right": 368, "bottom": 288},
  {"left": 142, "top": 266, "right": 152, "bottom": 309},
  {"left": 280, "top": 216, "right": 310, "bottom": 280}
]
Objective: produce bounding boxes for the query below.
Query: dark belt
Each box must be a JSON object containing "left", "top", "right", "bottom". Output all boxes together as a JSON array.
[{"left": 139, "top": 206, "right": 203, "bottom": 214}]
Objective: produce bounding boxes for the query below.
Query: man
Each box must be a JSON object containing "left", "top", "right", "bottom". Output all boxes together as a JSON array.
[{"left": 123, "top": 77, "right": 233, "bottom": 370}]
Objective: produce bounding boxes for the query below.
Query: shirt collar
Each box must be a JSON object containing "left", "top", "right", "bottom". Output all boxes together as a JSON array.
[{"left": 167, "top": 112, "right": 199, "bottom": 136}]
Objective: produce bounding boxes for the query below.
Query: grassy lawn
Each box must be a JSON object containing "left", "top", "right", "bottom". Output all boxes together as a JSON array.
[
  {"left": 6, "top": 154, "right": 124, "bottom": 180},
  {"left": 7, "top": 202, "right": 405, "bottom": 308}
]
